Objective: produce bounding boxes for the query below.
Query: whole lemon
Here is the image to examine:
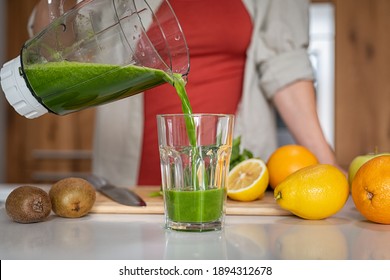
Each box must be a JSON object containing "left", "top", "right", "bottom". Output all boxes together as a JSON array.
[{"left": 274, "top": 164, "right": 349, "bottom": 220}]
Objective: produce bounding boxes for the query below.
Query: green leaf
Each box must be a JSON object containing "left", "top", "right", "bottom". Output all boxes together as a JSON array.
[
  {"left": 242, "top": 149, "right": 254, "bottom": 159},
  {"left": 230, "top": 136, "right": 241, "bottom": 162},
  {"left": 229, "top": 136, "right": 254, "bottom": 170}
]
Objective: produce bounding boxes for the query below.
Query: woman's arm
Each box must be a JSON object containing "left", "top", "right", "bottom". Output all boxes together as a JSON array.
[{"left": 273, "top": 80, "right": 343, "bottom": 170}]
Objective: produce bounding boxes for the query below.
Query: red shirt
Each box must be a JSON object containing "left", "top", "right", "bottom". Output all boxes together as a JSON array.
[{"left": 138, "top": 0, "right": 252, "bottom": 185}]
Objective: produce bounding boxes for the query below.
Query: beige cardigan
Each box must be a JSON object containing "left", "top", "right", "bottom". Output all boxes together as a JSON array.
[{"left": 29, "top": 0, "right": 314, "bottom": 187}]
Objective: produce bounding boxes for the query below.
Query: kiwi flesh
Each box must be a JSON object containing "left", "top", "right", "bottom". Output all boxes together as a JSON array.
[
  {"left": 49, "top": 177, "right": 96, "bottom": 218},
  {"left": 5, "top": 186, "right": 52, "bottom": 223}
]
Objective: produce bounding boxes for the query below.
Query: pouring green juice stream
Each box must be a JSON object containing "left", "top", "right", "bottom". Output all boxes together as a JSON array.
[{"left": 24, "top": 61, "right": 224, "bottom": 224}]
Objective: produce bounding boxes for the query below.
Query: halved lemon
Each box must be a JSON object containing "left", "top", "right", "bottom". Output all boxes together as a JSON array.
[{"left": 227, "top": 158, "right": 269, "bottom": 201}]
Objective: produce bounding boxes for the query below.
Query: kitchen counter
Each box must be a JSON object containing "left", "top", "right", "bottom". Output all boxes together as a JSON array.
[{"left": 1, "top": 184, "right": 390, "bottom": 260}]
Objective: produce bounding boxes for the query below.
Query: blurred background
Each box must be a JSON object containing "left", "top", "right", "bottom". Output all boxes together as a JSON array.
[
  {"left": 0, "top": 0, "right": 6, "bottom": 183},
  {"left": 0, "top": 0, "right": 389, "bottom": 184}
]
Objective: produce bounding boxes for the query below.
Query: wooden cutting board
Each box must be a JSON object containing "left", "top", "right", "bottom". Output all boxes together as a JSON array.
[{"left": 90, "top": 187, "right": 291, "bottom": 216}]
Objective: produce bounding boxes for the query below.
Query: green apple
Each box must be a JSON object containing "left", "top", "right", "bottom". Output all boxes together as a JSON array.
[{"left": 348, "top": 152, "right": 390, "bottom": 185}]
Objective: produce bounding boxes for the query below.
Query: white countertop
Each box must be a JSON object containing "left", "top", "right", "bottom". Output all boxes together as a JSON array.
[{"left": 1, "top": 184, "right": 390, "bottom": 260}]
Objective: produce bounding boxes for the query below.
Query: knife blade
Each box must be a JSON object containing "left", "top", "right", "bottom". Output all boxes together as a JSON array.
[{"left": 85, "top": 174, "right": 146, "bottom": 207}]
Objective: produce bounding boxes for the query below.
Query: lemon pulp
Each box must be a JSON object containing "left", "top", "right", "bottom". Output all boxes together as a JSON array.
[{"left": 227, "top": 158, "right": 269, "bottom": 202}]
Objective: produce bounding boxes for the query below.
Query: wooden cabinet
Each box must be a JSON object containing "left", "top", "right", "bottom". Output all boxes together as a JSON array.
[
  {"left": 6, "top": 111, "right": 95, "bottom": 183},
  {"left": 3, "top": 0, "right": 389, "bottom": 183}
]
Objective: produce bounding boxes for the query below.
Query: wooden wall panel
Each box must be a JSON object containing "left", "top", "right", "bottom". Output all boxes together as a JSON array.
[{"left": 335, "top": 0, "right": 390, "bottom": 168}]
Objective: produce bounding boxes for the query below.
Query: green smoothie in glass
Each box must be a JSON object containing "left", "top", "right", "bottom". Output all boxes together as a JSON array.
[{"left": 165, "top": 188, "right": 226, "bottom": 223}]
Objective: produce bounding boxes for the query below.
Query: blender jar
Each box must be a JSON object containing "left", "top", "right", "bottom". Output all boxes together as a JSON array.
[{"left": 0, "top": 0, "right": 189, "bottom": 118}]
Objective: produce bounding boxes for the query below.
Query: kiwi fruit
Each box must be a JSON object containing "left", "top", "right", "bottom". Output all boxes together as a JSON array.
[
  {"left": 49, "top": 177, "right": 96, "bottom": 218},
  {"left": 5, "top": 186, "right": 52, "bottom": 223}
]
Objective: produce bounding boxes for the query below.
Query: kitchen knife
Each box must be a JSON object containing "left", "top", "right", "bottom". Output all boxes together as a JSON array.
[{"left": 85, "top": 174, "right": 146, "bottom": 207}]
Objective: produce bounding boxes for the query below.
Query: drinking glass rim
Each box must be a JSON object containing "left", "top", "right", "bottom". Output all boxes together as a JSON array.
[{"left": 156, "top": 113, "right": 234, "bottom": 118}]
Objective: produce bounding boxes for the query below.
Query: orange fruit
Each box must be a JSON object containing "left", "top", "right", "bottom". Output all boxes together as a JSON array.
[
  {"left": 267, "top": 144, "right": 319, "bottom": 189},
  {"left": 351, "top": 155, "right": 390, "bottom": 224}
]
